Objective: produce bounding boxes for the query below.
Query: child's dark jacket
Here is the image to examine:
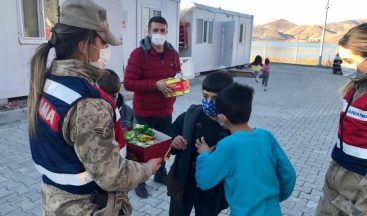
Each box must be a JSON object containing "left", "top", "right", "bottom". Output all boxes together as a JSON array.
[{"left": 167, "top": 104, "right": 228, "bottom": 212}]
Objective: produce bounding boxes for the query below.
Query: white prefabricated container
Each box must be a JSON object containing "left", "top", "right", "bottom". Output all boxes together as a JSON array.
[
  {"left": 0, "top": 0, "right": 180, "bottom": 100},
  {"left": 180, "top": 3, "right": 253, "bottom": 74}
]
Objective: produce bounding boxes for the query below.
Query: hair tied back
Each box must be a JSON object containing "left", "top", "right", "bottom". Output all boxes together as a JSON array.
[{"left": 48, "top": 27, "right": 58, "bottom": 48}]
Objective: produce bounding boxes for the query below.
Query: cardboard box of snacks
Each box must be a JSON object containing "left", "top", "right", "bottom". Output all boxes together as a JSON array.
[{"left": 125, "top": 125, "right": 172, "bottom": 162}]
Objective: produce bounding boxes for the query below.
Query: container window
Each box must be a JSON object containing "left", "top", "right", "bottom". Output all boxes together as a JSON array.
[
  {"left": 196, "top": 19, "right": 203, "bottom": 44},
  {"left": 198, "top": 20, "right": 213, "bottom": 44},
  {"left": 22, "top": 0, "right": 41, "bottom": 37},
  {"left": 152, "top": 9, "right": 161, "bottom": 17},
  {"left": 208, "top": 21, "right": 213, "bottom": 44},
  {"left": 44, "top": 0, "right": 59, "bottom": 40},
  {"left": 19, "top": 0, "right": 59, "bottom": 42},
  {"left": 239, "top": 24, "right": 246, "bottom": 43},
  {"left": 203, "top": 21, "right": 208, "bottom": 43}
]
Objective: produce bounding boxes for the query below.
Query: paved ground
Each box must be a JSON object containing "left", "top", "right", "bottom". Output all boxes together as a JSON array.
[{"left": 0, "top": 64, "right": 348, "bottom": 216}]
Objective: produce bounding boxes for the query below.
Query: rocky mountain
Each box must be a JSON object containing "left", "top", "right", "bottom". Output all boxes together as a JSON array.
[{"left": 252, "top": 19, "right": 367, "bottom": 43}]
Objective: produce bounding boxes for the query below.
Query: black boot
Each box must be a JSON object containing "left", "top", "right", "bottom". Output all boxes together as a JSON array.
[
  {"left": 153, "top": 165, "right": 168, "bottom": 185},
  {"left": 135, "top": 182, "right": 149, "bottom": 198}
]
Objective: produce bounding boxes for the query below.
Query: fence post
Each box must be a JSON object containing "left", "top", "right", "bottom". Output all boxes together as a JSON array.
[
  {"left": 264, "top": 35, "right": 268, "bottom": 58},
  {"left": 295, "top": 35, "right": 299, "bottom": 63}
]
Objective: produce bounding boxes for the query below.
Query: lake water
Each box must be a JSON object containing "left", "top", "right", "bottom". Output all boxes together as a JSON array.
[{"left": 251, "top": 41, "right": 338, "bottom": 65}]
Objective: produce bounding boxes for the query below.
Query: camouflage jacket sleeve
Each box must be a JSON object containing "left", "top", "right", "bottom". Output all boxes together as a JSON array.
[{"left": 62, "top": 98, "right": 152, "bottom": 192}]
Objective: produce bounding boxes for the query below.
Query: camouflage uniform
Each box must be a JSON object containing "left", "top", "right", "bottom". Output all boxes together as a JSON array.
[
  {"left": 316, "top": 81, "right": 367, "bottom": 216},
  {"left": 316, "top": 161, "right": 367, "bottom": 216},
  {"left": 41, "top": 60, "right": 152, "bottom": 216}
]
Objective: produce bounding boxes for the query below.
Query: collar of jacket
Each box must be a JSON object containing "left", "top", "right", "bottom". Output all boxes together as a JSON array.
[
  {"left": 49, "top": 59, "right": 105, "bottom": 83},
  {"left": 139, "top": 36, "right": 176, "bottom": 54},
  {"left": 356, "top": 78, "right": 367, "bottom": 91},
  {"left": 357, "top": 74, "right": 367, "bottom": 84}
]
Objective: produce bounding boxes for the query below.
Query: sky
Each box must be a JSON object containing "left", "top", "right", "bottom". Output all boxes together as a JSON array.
[{"left": 181, "top": 0, "right": 367, "bottom": 25}]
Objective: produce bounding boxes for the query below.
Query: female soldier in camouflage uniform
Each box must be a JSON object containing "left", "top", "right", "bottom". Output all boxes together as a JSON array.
[
  {"left": 316, "top": 23, "right": 367, "bottom": 215},
  {"left": 27, "top": 0, "right": 161, "bottom": 215}
]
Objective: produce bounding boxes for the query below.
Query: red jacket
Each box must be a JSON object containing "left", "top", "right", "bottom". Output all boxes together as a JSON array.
[{"left": 124, "top": 37, "right": 181, "bottom": 117}]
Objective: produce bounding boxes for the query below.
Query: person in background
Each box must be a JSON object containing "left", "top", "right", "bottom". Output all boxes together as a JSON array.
[
  {"left": 250, "top": 55, "right": 263, "bottom": 83},
  {"left": 332, "top": 53, "right": 343, "bottom": 75},
  {"left": 97, "top": 69, "right": 136, "bottom": 158},
  {"left": 124, "top": 16, "right": 181, "bottom": 198},
  {"left": 98, "top": 69, "right": 136, "bottom": 131},
  {"left": 262, "top": 58, "right": 271, "bottom": 91},
  {"left": 115, "top": 93, "right": 137, "bottom": 131},
  {"left": 316, "top": 23, "right": 367, "bottom": 216},
  {"left": 195, "top": 83, "right": 296, "bottom": 216},
  {"left": 27, "top": 1, "right": 161, "bottom": 215}
]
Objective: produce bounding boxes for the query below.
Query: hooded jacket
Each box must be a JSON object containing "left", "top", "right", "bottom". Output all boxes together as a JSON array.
[{"left": 124, "top": 36, "right": 181, "bottom": 118}]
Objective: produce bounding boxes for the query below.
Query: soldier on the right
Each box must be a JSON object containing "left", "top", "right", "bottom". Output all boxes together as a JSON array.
[{"left": 316, "top": 23, "right": 367, "bottom": 215}]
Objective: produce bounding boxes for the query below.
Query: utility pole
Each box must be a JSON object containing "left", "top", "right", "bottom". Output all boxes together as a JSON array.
[
  {"left": 264, "top": 34, "right": 268, "bottom": 58},
  {"left": 295, "top": 35, "right": 299, "bottom": 63},
  {"left": 318, "top": 0, "right": 330, "bottom": 66}
]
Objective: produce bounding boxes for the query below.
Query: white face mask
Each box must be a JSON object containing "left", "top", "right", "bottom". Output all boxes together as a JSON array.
[
  {"left": 341, "top": 63, "right": 358, "bottom": 77},
  {"left": 90, "top": 46, "right": 111, "bottom": 70},
  {"left": 151, "top": 34, "right": 166, "bottom": 46},
  {"left": 341, "top": 57, "right": 367, "bottom": 80}
]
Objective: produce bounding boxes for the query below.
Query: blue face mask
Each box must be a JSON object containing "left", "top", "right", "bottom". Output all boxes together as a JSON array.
[{"left": 202, "top": 99, "right": 219, "bottom": 117}]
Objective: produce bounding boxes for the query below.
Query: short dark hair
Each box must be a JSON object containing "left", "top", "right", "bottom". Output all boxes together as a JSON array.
[
  {"left": 148, "top": 16, "right": 168, "bottom": 30},
  {"left": 265, "top": 58, "right": 270, "bottom": 65},
  {"left": 202, "top": 70, "right": 233, "bottom": 93},
  {"left": 97, "top": 69, "right": 121, "bottom": 95},
  {"left": 216, "top": 83, "right": 254, "bottom": 124}
]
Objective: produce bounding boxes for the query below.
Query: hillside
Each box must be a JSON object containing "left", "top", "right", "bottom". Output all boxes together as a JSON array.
[
  {"left": 252, "top": 27, "right": 294, "bottom": 41},
  {"left": 257, "top": 19, "right": 297, "bottom": 33},
  {"left": 253, "top": 19, "right": 367, "bottom": 43}
]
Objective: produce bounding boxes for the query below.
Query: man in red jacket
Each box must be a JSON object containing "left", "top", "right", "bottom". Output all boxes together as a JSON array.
[{"left": 124, "top": 16, "right": 181, "bottom": 198}]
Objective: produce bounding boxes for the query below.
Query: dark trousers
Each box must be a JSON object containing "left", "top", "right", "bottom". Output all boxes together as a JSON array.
[
  {"left": 169, "top": 169, "right": 226, "bottom": 216},
  {"left": 262, "top": 73, "right": 269, "bottom": 87},
  {"left": 135, "top": 115, "right": 172, "bottom": 172},
  {"left": 169, "top": 185, "right": 222, "bottom": 216}
]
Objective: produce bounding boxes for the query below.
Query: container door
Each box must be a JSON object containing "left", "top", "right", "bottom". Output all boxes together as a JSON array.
[{"left": 221, "top": 22, "right": 235, "bottom": 67}]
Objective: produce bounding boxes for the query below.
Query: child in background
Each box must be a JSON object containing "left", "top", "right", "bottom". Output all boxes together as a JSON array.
[
  {"left": 97, "top": 69, "right": 136, "bottom": 158},
  {"left": 262, "top": 58, "right": 271, "bottom": 91},
  {"left": 195, "top": 83, "right": 296, "bottom": 216},
  {"left": 250, "top": 55, "right": 263, "bottom": 82},
  {"left": 100, "top": 69, "right": 136, "bottom": 130},
  {"left": 167, "top": 71, "right": 233, "bottom": 216}
]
